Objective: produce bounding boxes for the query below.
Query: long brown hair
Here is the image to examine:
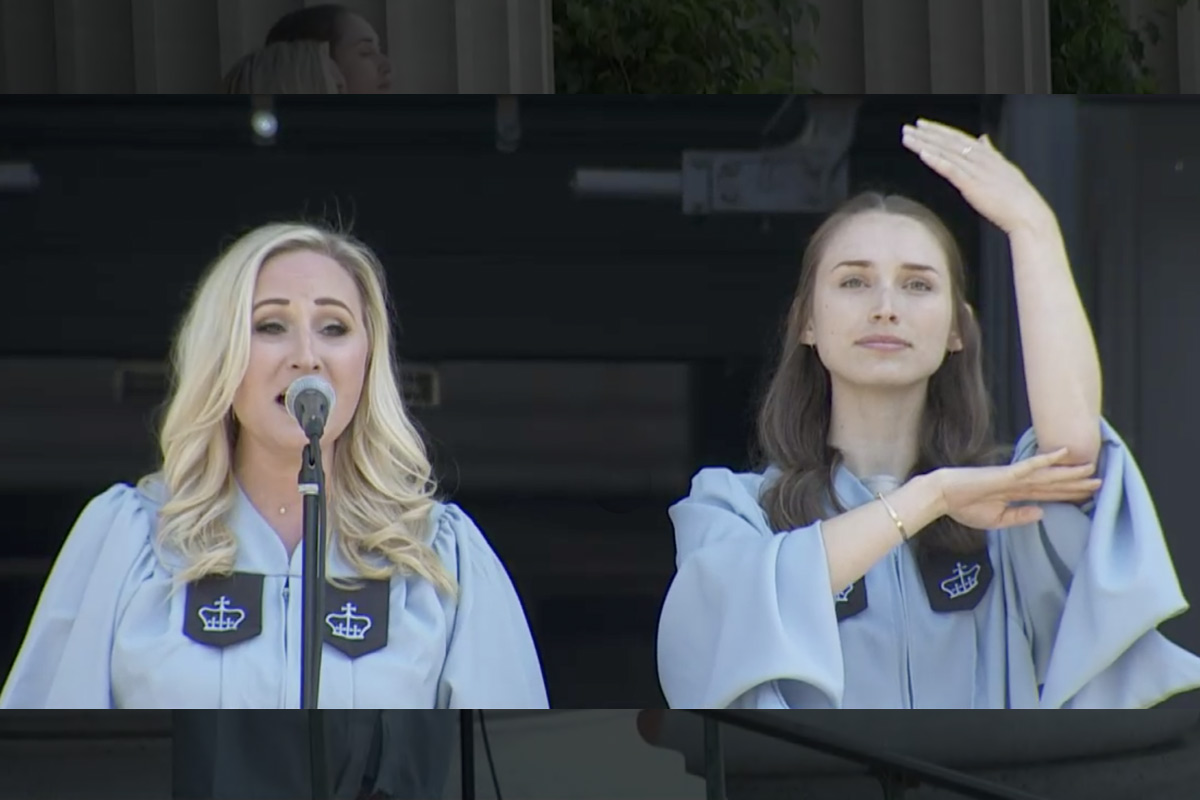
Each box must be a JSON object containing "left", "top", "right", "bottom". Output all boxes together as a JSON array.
[{"left": 756, "top": 191, "right": 1006, "bottom": 556}]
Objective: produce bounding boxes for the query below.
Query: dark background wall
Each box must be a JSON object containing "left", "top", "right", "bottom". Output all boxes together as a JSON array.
[
  {"left": 1078, "top": 99, "right": 1200, "bottom": 707},
  {"left": 0, "top": 96, "right": 986, "bottom": 361},
  {"left": 22, "top": 94, "right": 1191, "bottom": 710}
]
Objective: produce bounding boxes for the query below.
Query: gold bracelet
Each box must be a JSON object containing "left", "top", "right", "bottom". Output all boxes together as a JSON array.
[{"left": 876, "top": 492, "right": 909, "bottom": 542}]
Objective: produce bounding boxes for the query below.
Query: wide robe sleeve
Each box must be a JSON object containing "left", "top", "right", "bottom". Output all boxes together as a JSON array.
[
  {"left": 431, "top": 504, "right": 549, "bottom": 709},
  {"left": 657, "top": 468, "right": 844, "bottom": 709},
  {"left": 0, "top": 484, "right": 157, "bottom": 709},
  {"left": 1002, "top": 418, "right": 1200, "bottom": 708}
]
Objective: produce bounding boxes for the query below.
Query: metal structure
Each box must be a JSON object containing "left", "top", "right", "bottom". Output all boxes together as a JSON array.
[
  {"left": 694, "top": 711, "right": 1050, "bottom": 800},
  {"left": 570, "top": 97, "right": 861, "bottom": 216}
]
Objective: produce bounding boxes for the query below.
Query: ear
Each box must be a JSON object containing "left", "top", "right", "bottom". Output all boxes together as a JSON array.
[
  {"left": 800, "top": 324, "right": 816, "bottom": 346},
  {"left": 948, "top": 301, "right": 972, "bottom": 353}
]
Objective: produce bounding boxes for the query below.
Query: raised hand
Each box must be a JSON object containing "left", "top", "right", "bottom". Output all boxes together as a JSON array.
[
  {"left": 934, "top": 448, "right": 1102, "bottom": 531},
  {"left": 900, "top": 118, "right": 1054, "bottom": 236}
]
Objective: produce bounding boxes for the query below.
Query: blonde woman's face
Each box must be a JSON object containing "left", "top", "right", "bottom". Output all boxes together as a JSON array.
[{"left": 232, "top": 250, "right": 369, "bottom": 455}]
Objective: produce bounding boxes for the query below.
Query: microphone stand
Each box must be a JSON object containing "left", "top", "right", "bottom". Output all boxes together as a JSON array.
[
  {"left": 460, "top": 710, "right": 475, "bottom": 800},
  {"left": 299, "top": 434, "right": 328, "bottom": 798}
]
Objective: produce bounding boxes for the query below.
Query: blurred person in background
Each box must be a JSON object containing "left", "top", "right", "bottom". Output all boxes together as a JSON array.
[
  {"left": 265, "top": 4, "right": 392, "bottom": 94},
  {"left": 223, "top": 40, "right": 346, "bottom": 94}
]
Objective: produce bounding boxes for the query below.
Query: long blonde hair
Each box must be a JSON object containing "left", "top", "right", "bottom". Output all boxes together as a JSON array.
[
  {"left": 222, "top": 40, "right": 344, "bottom": 94},
  {"left": 141, "top": 223, "right": 455, "bottom": 594}
]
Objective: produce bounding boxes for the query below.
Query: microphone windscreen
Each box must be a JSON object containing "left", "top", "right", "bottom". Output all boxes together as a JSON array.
[{"left": 285, "top": 375, "right": 336, "bottom": 418}]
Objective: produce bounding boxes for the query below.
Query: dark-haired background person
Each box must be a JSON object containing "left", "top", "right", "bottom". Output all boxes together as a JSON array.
[
  {"left": 265, "top": 4, "right": 391, "bottom": 94},
  {"left": 656, "top": 118, "right": 1200, "bottom": 709}
]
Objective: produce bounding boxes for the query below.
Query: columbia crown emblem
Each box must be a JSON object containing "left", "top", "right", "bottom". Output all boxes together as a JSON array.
[
  {"left": 940, "top": 562, "right": 981, "bottom": 599},
  {"left": 326, "top": 602, "right": 372, "bottom": 641},
  {"left": 198, "top": 596, "right": 246, "bottom": 633}
]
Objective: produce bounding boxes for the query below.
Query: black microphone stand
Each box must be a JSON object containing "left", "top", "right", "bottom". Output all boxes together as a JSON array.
[
  {"left": 460, "top": 710, "right": 475, "bottom": 800},
  {"left": 300, "top": 433, "right": 328, "bottom": 798}
]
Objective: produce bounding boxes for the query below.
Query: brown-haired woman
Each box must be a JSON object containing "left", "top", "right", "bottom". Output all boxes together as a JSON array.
[{"left": 656, "top": 118, "right": 1200, "bottom": 709}]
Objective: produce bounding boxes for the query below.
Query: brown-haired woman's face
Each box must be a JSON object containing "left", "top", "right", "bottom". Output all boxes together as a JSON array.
[{"left": 801, "top": 211, "right": 964, "bottom": 390}]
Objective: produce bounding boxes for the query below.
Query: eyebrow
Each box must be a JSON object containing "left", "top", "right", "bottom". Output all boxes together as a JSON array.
[
  {"left": 252, "top": 297, "right": 354, "bottom": 313},
  {"left": 833, "top": 259, "right": 940, "bottom": 273}
]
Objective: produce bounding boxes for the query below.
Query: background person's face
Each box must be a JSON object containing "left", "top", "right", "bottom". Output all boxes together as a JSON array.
[{"left": 332, "top": 13, "right": 392, "bottom": 93}]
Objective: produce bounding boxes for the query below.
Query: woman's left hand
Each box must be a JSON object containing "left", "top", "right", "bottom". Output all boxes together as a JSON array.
[{"left": 901, "top": 118, "right": 1054, "bottom": 236}]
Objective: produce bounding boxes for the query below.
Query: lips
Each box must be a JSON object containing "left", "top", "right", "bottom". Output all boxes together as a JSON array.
[{"left": 856, "top": 335, "right": 911, "bottom": 349}]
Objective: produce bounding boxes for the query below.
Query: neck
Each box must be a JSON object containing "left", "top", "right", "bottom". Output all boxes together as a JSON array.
[
  {"left": 234, "top": 437, "right": 336, "bottom": 519},
  {"left": 827, "top": 379, "right": 926, "bottom": 480}
]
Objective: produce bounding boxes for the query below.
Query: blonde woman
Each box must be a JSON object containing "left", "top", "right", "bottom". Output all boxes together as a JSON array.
[
  {"left": 0, "top": 222, "right": 548, "bottom": 710},
  {"left": 222, "top": 40, "right": 346, "bottom": 94}
]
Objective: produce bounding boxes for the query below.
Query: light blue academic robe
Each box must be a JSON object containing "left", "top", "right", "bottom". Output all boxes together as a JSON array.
[
  {"left": 657, "top": 419, "right": 1200, "bottom": 709},
  {"left": 0, "top": 475, "right": 549, "bottom": 710}
]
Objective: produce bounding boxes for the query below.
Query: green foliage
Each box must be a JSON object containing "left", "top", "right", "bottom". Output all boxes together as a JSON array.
[
  {"left": 551, "top": 0, "right": 820, "bottom": 94},
  {"left": 1050, "top": 0, "right": 1192, "bottom": 93}
]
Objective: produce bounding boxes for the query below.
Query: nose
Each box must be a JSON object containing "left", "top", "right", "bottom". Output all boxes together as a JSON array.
[
  {"left": 290, "top": 330, "right": 321, "bottom": 372},
  {"left": 379, "top": 53, "right": 392, "bottom": 77},
  {"left": 870, "top": 287, "right": 899, "bottom": 323}
]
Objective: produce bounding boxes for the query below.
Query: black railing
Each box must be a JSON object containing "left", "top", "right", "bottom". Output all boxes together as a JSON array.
[{"left": 692, "top": 711, "right": 1054, "bottom": 800}]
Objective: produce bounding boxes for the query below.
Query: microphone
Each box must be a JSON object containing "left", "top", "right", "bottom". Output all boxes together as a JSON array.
[
  {"left": 287, "top": 376, "right": 334, "bottom": 732},
  {"left": 285, "top": 375, "right": 336, "bottom": 439}
]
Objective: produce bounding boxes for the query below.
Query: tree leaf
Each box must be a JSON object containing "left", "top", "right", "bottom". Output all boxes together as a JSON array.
[{"left": 552, "top": 0, "right": 823, "bottom": 93}]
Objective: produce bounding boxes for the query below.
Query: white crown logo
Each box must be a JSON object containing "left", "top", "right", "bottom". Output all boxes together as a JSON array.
[
  {"left": 199, "top": 596, "right": 246, "bottom": 633},
  {"left": 835, "top": 584, "right": 854, "bottom": 603},
  {"left": 940, "top": 562, "right": 981, "bottom": 599},
  {"left": 326, "top": 602, "right": 372, "bottom": 641}
]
